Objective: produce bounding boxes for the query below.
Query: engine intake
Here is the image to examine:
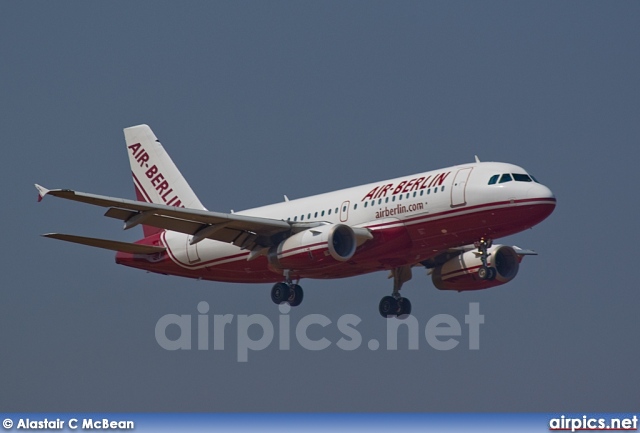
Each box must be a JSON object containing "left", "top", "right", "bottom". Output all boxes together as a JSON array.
[{"left": 268, "top": 224, "right": 357, "bottom": 271}]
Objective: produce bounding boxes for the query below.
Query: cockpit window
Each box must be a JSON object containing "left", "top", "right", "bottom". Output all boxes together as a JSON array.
[
  {"left": 490, "top": 172, "right": 540, "bottom": 185},
  {"left": 499, "top": 173, "right": 513, "bottom": 183},
  {"left": 512, "top": 173, "right": 532, "bottom": 182}
]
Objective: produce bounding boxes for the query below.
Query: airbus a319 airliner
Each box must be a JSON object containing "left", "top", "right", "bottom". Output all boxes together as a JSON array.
[{"left": 36, "top": 125, "right": 555, "bottom": 317}]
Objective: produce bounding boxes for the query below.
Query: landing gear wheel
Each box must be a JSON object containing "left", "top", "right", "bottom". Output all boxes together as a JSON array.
[
  {"left": 379, "top": 296, "right": 399, "bottom": 318},
  {"left": 397, "top": 297, "right": 412, "bottom": 317},
  {"left": 287, "top": 284, "right": 304, "bottom": 307},
  {"left": 478, "top": 266, "right": 490, "bottom": 280},
  {"left": 271, "top": 282, "right": 291, "bottom": 304},
  {"left": 478, "top": 266, "right": 496, "bottom": 281},
  {"left": 487, "top": 267, "right": 497, "bottom": 280}
]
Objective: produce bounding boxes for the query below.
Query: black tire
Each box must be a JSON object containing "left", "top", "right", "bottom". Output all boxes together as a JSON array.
[
  {"left": 379, "top": 296, "right": 399, "bottom": 318},
  {"left": 288, "top": 284, "right": 304, "bottom": 307},
  {"left": 271, "top": 282, "right": 291, "bottom": 304},
  {"left": 487, "top": 267, "right": 497, "bottom": 280},
  {"left": 397, "top": 297, "right": 412, "bottom": 318}
]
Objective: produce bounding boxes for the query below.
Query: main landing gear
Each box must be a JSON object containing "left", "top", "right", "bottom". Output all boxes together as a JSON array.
[
  {"left": 270, "top": 272, "right": 304, "bottom": 307},
  {"left": 475, "top": 237, "right": 497, "bottom": 281},
  {"left": 378, "top": 265, "right": 412, "bottom": 318}
]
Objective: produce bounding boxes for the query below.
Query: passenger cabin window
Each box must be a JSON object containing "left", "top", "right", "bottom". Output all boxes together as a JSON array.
[
  {"left": 488, "top": 174, "right": 499, "bottom": 185},
  {"left": 499, "top": 173, "right": 513, "bottom": 183}
]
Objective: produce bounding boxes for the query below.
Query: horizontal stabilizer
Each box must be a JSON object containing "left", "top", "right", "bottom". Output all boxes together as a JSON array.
[{"left": 42, "top": 233, "right": 166, "bottom": 254}]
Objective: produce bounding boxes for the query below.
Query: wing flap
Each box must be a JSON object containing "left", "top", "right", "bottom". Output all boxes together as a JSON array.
[
  {"left": 42, "top": 233, "right": 166, "bottom": 254},
  {"left": 103, "top": 208, "right": 250, "bottom": 244},
  {"left": 105, "top": 207, "right": 203, "bottom": 234}
]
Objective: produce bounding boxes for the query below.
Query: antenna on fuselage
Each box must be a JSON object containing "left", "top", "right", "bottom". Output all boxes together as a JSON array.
[{"left": 475, "top": 155, "right": 481, "bottom": 163}]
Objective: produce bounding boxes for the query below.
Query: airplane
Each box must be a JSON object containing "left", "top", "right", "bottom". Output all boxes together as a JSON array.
[{"left": 36, "top": 124, "right": 556, "bottom": 318}]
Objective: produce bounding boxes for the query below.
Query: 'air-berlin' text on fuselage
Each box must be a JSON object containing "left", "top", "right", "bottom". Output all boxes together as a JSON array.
[
  {"left": 128, "top": 143, "right": 184, "bottom": 207},
  {"left": 361, "top": 171, "right": 451, "bottom": 202}
]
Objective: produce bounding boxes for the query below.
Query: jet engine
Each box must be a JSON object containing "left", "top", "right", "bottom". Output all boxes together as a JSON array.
[
  {"left": 431, "top": 245, "right": 522, "bottom": 291},
  {"left": 268, "top": 224, "right": 357, "bottom": 271}
]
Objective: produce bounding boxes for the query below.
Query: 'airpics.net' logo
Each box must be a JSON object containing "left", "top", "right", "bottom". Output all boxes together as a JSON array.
[{"left": 155, "top": 302, "right": 484, "bottom": 362}]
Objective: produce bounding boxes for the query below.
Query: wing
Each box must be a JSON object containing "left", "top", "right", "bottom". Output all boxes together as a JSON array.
[{"left": 36, "top": 184, "right": 292, "bottom": 250}]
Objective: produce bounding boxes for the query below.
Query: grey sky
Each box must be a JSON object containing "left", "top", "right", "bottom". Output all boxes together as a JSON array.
[{"left": 1, "top": 1, "right": 639, "bottom": 411}]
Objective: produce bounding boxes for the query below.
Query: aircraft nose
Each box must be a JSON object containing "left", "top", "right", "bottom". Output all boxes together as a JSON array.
[{"left": 527, "top": 183, "right": 555, "bottom": 201}]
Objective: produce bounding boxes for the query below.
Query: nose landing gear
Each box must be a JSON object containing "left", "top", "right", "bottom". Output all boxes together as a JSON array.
[{"left": 475, "top": 238, "right": 496, "bottom": 281}]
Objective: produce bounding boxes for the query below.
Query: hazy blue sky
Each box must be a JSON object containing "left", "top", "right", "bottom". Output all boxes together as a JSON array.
[{"left": 1, "top": 1, "right": 639, "bottom": 412}]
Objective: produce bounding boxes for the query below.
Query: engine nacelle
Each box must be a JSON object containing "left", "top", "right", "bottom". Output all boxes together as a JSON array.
[
  {"left": 432, "top": 245, "right": 522, "bottom": 291},
  {"left": 268, "top": 224, "right": 357, "bottom": 271}
]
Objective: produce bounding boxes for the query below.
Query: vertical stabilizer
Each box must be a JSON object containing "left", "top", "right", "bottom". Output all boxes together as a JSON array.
[{"left": 124, "top": 124, "right": 207, "bottom": 236}]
